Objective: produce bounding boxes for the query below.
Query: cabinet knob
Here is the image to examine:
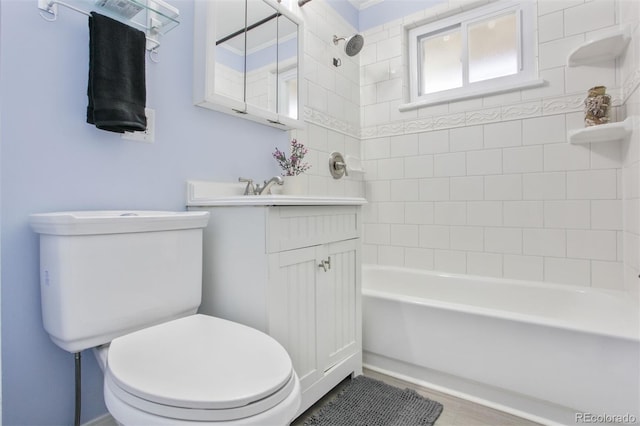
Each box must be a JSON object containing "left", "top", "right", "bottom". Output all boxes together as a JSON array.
[{"left": 318, "top": 257, "right": 331, "bottom": 272}]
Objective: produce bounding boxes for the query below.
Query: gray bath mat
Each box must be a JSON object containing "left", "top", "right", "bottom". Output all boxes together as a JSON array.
[{"left": 303, "top": 376, "right": 443, "bottom": 426}]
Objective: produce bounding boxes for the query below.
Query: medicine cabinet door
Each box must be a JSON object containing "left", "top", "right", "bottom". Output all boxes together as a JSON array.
[
  {"left": 276, "top": 11, "right": 300, "bottom": 126},
  {"left": 245, "top": 0, "right": 279, "bottom": 122},
  {"left": 194, "top": 0, "right": 303, "bottom": 130},
  {"left": 193, "top": 0, "right": 246, "bottom": 113}
]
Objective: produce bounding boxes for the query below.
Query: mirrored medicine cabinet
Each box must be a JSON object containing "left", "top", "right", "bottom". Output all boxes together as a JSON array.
[{"left": 194, "top": 0, "right": 304, "bottom": 130}]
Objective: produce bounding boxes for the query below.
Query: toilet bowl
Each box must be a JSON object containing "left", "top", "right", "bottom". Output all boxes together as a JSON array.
[
  {"left": 29, "top": 211, "right": 301, "bottom": 425},
  {"left": 96, "top": 315, "right": 301, "bottom": 425}
]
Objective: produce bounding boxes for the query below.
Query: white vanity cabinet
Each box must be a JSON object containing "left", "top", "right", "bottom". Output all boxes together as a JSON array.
[{"left": 188, "top": 202, "right": 363, "bottom": 415}]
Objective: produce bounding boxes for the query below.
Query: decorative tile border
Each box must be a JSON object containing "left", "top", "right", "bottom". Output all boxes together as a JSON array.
[
  {"left": 377, "top": 122, "right": 405, "bottom": 136},
  {"left": 304, "top": 76, "right": 638, "bottom": 141},
  {"left": 355, "top": 88, "right": 629, "bottom": 140},
  {"left": 542, "top": 94, "right": 585, "bottom": 116},
  {"left": 501, "top": 101, "right": 542, "bottom": 120},
  {"left": 404, "top": 118, "right": 433, "bottom": 133},
  {"left": 466, "top": 108, "right": 501, "bottom": 126},
  {"left": 360, "top": 126, "right": 378, "bottom": 138},
  {"left": 433, "top": 112, "right": 466, "bottom": 130},
  {"left": 303, "top": 106, "right": 359, "bottom": 137}
]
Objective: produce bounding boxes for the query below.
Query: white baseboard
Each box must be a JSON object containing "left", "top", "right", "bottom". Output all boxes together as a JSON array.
[{"left": 83, "top": 413, "right": 117, "bottom": 426}]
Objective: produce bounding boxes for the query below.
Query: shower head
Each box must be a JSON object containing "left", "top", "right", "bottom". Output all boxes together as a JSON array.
[{"left": 333, "top": 34, "right": 364, "bottom": 57}]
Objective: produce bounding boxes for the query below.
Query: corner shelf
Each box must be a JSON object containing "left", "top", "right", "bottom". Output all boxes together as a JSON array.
[
  {"left": 567, "top": 26, "right": 631, "bottom": 67},
  {"left": 568, "top": 117, "right": 633, "bottom": 144}
]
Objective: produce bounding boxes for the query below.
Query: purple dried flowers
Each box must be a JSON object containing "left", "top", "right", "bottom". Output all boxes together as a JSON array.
[{"left": 273, "top": 139, "right": 311, "bottom": 176}]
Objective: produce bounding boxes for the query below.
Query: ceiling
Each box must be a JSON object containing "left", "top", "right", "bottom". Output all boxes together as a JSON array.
[{"left": 347, "top": 0, "right": 384, "bottom": 10}]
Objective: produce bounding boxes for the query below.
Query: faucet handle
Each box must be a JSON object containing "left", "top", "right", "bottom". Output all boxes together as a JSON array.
[{"left": 238, "top": 177, "right": 256, "bottom": 195}]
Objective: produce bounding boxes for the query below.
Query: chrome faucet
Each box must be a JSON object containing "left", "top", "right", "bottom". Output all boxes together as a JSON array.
[
  {"left": 238, "top": 176, "right": 284, "bottom": 195},
  {"left": 256, "top": 175, "right": 284, "bottom": 195}
]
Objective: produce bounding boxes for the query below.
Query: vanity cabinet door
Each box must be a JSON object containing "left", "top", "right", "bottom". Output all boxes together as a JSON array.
[
  {"left": 268, "top": 246, "right": 322, "bottom": 391},
  {"left": 317, "top": 239, "right": 359, "bottom": 373},
  {"left": 267, "top": 239, "right": 359, "bottom": 392}
]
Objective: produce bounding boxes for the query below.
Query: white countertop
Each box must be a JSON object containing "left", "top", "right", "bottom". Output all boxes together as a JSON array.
[{"left": 186, "top": 181, "right": 367, "bottom": 207}]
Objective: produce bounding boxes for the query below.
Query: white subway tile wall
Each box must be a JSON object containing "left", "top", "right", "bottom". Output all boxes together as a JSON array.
[
  {"left": 288, "top": 0, "right": 638, "bottom": 296},
  {"left": 358, "top": 0, "right": 640, "bottom": 296},
  {"left": 288, "top": 0, "right": 364, "bottom": 199}
]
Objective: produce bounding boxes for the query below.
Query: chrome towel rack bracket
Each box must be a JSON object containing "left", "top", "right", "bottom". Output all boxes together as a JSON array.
[{"left": 37, "top": 0, "right": 179, "bottom": 55}]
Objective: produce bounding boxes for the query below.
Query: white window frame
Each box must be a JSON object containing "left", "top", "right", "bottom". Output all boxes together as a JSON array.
[{"left": 404, "top": 0, "right": 542, "bottom": 110}]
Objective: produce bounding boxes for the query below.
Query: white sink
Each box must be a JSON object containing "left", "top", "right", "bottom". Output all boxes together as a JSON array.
[{"left": 186, "top": 181, "right": 367, "bottom": 207}]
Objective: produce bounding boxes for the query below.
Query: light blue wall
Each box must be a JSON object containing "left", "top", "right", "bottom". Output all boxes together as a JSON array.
[
  {"left": 0, "top": 0, "right": 290, "bottom": 424},
  {"left": 325, "top": 0, "right": 445, "bottom": 31},
  {"left": 357, "top": 0, "right": 444, "bottom": 30},
  {"left": 325, "top": 0, "right": 358, "bottom": 29}
]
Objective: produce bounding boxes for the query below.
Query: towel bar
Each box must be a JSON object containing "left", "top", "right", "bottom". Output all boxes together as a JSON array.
[{"left": 37, "top": 0, "right": 179, "bottom": 52}]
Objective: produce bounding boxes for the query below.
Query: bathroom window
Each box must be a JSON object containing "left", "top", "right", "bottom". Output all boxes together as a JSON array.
[{"left": 407, "top": 1, "right": 538, "bottom": 106}]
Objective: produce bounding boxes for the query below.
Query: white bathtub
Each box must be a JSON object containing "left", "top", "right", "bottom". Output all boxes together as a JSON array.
[{"left": 362, "top": 265, "right": 640, "bottom": 425}]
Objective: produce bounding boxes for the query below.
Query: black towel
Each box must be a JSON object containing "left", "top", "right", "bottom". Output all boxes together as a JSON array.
[{"left": 87, "top": 12, "right": 147, "bottom": 133}]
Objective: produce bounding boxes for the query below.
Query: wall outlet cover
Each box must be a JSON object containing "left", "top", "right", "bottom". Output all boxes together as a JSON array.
[{"left": 122, "top": 108, "right": 155, "bottom": 143}]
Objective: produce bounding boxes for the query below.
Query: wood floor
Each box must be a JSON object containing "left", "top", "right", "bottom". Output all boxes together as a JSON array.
[{"left": 292, "top": 368, "right": 543, "bottom": 426}]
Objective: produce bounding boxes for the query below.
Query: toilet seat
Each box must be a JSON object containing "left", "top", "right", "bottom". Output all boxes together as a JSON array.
[{"left": 105, "top": 314, "right": 298, "bottom": 421}]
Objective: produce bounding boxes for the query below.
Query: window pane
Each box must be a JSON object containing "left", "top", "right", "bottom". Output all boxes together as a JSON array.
[
  {"left": 468, "top": 12, "right": 518, "bottom": 83},
  {"left": 419, "top": 27, "right": 462, "bottom": 94}
]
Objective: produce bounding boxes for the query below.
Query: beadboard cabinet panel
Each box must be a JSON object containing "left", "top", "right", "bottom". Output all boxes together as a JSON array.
[{"left": 269, "top": 246, "right": 321, "bottom": 391}]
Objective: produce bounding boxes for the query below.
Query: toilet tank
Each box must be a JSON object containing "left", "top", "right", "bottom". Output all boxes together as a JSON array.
[{"left": 29, "top": 211, "right": 210, "bottom": 353}]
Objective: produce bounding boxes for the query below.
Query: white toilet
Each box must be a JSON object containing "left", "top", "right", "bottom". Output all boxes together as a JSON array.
[{"left": 29, "top": 210, "right": 301, "bottom": 425}]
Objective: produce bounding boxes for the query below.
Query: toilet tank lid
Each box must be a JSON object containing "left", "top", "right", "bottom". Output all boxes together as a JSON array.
[{"left": 29, "top": 210, "right": 210, "bottom": 235}]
